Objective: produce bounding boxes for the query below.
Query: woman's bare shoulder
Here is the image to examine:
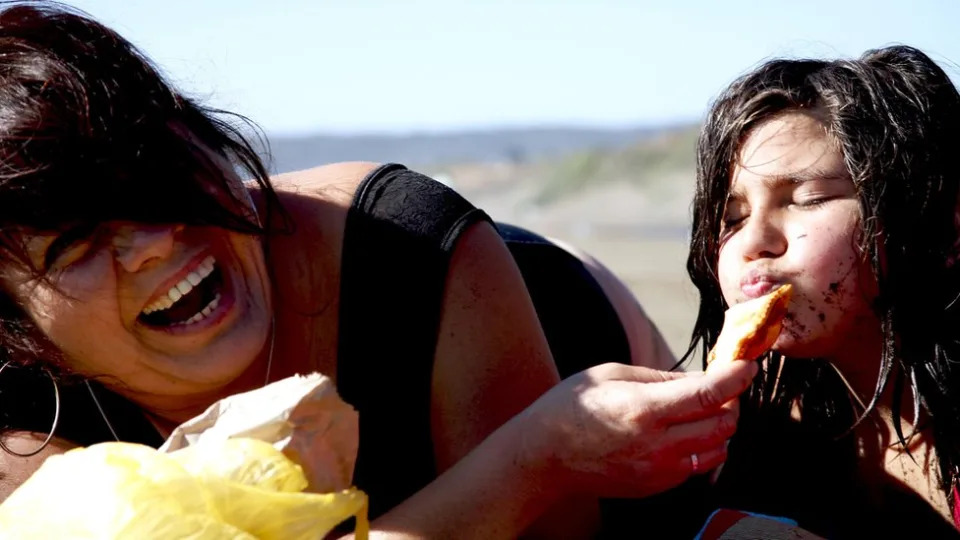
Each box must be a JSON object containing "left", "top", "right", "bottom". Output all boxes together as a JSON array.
[
  {"left": 0, "top": 434, "right": 76, "bottom": 502},
  {"left": 260, "top": 163, "right": 383, "bottom": 332},
  {"left": 264, "top": 162, "right": 382, "bottom": 264},
  {"left": 269, "top": 161, "right": 381, "bottom": 206}
]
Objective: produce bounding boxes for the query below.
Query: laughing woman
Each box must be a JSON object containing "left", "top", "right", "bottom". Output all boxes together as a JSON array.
[{"left": 0, "top": 3, "right": 757, "bottom": 538}]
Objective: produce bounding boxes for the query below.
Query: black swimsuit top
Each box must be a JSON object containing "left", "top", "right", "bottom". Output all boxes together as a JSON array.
[{"left": 335, "top": 163, "right": 631, "bottom": 519}]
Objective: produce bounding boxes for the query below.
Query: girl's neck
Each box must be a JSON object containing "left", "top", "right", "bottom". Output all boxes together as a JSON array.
[
  {"left": 852, "top": 404, "right": 950, "bottom": 522},
  {"left": 820, "top": 330, "right": 952, "bottom": 522}
]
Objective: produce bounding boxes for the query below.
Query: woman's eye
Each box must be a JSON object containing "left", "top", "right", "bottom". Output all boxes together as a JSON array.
[{"left": 44, "top": 224, "right": 101, "bottom": 269}]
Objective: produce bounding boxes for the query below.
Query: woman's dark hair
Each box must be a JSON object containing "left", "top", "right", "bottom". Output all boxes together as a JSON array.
[
  {"left": 685, "top": 45, "right": 960, "bottom": 498},
  {"left": 0, "top": 2, "right": 290, "bottom": 371}
]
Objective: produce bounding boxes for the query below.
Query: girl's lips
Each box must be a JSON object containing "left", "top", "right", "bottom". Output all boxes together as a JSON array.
[{"left": 740, "top": 278, "right": 782, "bottom": 299}]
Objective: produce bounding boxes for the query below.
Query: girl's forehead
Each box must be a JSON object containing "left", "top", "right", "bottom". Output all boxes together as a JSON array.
[{"left": 731, "top": 113, "right": 845, "bottom": 191}]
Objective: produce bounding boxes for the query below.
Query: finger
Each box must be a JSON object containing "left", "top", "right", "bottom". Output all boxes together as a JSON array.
[
  {"left": 708, "top": 357, "right": 761, "bottom": 380},
  {"left": 590, "top": 362, "right": 697, "bottom": 384},
  {"left": 662, "top": 409, "right": 739, "bottom": 455},
  {"left": 647, "top": 360, "right": 757, "bottom": 422},
  {"left": 683, "top": 442, "right": 729, "bottom": 476},
  {"left": 721, "top": 395, "right": 740, "bottom": 415}
]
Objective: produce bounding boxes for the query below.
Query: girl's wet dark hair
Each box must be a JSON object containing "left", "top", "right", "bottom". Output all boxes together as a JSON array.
[
  {"left": 0, "top": 2, "right": 290, "bottom": 371},
  {"left": 686, "top": 45, "right": 960, "bottom": 498}
]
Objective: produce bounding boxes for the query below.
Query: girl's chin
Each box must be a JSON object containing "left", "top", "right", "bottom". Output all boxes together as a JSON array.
[
  {"left": 769, "top": 341, "right": 830, "bottom": 360},
  {"left": 768, "top": 337, "right": 806, "bottom": 359}
]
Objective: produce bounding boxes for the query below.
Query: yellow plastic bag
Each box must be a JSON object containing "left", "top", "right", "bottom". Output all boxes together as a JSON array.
[{"left": 0, "top": 438, "right": 369, "bottom": 539}]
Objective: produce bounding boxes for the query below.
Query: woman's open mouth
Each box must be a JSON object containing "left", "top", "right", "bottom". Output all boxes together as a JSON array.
[{"left": 138, "top": 255, "right": 227, "bottom": 329}]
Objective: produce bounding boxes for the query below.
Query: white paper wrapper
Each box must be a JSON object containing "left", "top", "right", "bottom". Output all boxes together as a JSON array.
[{"left": 158, "top": 372, "right": 358, "bottom": 493}]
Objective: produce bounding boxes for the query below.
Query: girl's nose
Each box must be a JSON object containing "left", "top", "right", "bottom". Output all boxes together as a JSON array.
[
  {"left": 738, "top": 213, "right": 787, "bottom": 261},
  {"left": 111, "top": 223, "right": 184, "bottom": 273}
]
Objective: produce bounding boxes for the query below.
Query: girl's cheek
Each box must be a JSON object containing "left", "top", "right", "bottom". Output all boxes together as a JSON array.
[{"left": 715, "top": 256, "right": 739, "bottom": 305}]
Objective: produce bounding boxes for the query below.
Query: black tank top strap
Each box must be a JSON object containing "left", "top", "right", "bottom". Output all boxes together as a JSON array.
[
  {"left": 336, "top": 163, "right": 492, "bottom": 518},
  {"left": 350, "top": 163, "right": 491, "bottom": 253},
  {"left": 336, "top": 164, "right": 635, "bottom": 522}
]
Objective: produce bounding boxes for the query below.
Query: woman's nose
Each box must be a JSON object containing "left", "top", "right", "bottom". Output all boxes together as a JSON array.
[
  {"left": 738, "top": 212, "right": 787, "bottom": 261},
  {"left": 111, "top": 223, "right": 184, "bottom": 273}
]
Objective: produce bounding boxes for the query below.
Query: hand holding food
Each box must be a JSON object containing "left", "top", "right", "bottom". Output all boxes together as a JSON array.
[
  {"left": 518, "top": 360, "right": 757, "bottom": 499},
  {"left": 707, "top": 284, "right": 793, "bottom": 370}
]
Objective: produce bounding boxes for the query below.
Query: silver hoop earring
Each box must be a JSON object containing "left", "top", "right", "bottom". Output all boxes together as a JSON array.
[{"left": 0, "top": 362, "right": 61, "bottom": 457}]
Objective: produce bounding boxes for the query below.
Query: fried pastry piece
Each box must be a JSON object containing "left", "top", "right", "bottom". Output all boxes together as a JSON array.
[{"left": 707, "top": 284, "right": 793, "bottom": 369}]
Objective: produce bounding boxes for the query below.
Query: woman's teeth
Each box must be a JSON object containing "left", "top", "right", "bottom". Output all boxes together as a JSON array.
[
  {"left": 141, "top": 255, "right": 216, "bottom": 315},
  {"left": 177, "top": 293, "right": 221, "bottom": 326}
]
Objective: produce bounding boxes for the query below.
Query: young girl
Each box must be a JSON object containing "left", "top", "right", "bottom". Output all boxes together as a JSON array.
[{"left": 660, "top": 45, "right": 960, "bottom": 538}]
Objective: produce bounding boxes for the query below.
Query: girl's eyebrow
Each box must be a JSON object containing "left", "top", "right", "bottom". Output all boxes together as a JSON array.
[
  {"left": 760, "top": 167, "right": 849, "bottom": 188},
  {"left": 726, "top": 167, "right": 849, "bottom": 204}
]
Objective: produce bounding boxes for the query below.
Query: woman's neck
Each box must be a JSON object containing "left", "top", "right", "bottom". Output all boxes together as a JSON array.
[{"left": 140, "top": 340, "right": 279, "bottom": 438}]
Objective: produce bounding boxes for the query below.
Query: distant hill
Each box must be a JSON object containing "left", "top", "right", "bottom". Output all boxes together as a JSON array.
[
  {"left": 255, "top": 124, "right": 704, "bottom": 355},
  {"left": 256, "top": 123, "right": 701, "bottom": 241},
  {"left": 262, "top": 126, "right": 676, "bottom": 173},
  {"left": 420, "top": 124, "right": 701, "bottom": 240},
  {"left": 530, "top": 127, "right": 699, "bottom": 204}
]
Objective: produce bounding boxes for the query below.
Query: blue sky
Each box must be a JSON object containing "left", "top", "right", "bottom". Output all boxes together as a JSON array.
[{"left": 67, "top": 0, "right": 960, "bottom": 136}]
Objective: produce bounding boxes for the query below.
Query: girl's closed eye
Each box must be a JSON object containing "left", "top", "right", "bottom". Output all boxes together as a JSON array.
[
  {"left": 722, "top": 214, "right": 747, "bottom": 229},
  {"left": 790, "top": 176, "right": 855, "bottom": 210},
  {"left": 793, "top": 195, "right": 835, "bottom": 209},
  {"left": 791, "top": 185, "right": 856, "bottom": 209},
  {"left": 719, "top": 212, "right": 747, "bottom": 244},
  {"left": 720, "top": 198, "right": 749, "bottom": 235}
]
